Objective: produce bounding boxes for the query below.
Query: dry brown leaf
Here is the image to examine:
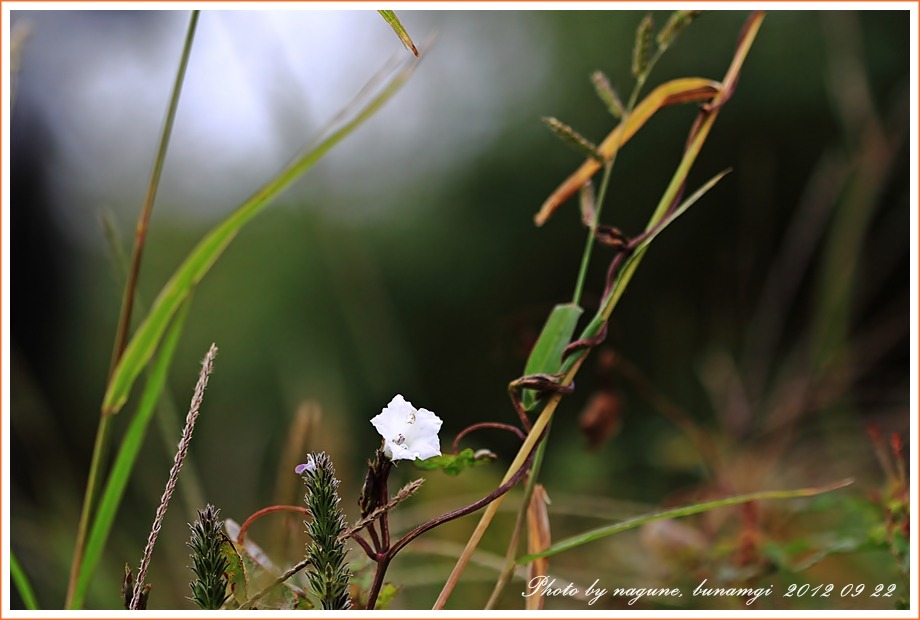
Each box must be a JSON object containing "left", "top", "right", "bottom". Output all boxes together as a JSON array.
[
  {"left": 526, "top": 484, "right": 552, "bottom": 610},
  {"left": 535, "top": 77, "right": 721, "bottom": 226}
]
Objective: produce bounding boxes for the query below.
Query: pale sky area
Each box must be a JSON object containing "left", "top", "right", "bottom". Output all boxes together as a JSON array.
[{"left": 10, "top": 9, "right": 553, "bottom": 245}]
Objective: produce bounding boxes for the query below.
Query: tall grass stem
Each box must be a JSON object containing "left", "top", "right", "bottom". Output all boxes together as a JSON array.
[{"left": 66, "top": 11, "right": 200, "bottom": 608}]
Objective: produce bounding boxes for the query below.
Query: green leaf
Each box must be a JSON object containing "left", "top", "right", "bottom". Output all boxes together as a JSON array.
[
  {"left": 518, "top": 479, "right": 854, "bottom": 563},
  {"left": 101, "top": 52, "right": 419, "bottom": 415},
  {"left": 221, "top": 537, "right": 248, "bottom": 607},
  {"left": 10, "top": 551, "right": 39, "bottom": 610},
  {"left": 522, "top": 303, "right": 582, "bottom": 410},
  {"left": 378, "top": 10, "right": 418, "bottom": 56},
  {"left": 374, "top": 583, "right": 399, "bottom": 609},
  {"left": 294, "top": 594, "right": 316, "bottom": 610},
  {"left": 71, "top": 300, "right": 190, "bottom": 609},
  {"left": 414, "top": 448, "right": 497, "bottom": 476}
]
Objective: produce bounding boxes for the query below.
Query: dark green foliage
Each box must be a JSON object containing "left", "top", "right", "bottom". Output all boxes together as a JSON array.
[
  {"left": 187, "top": 504, "right": 230, "bottom": 610},
  {"left": 302, "top": 453, "right": 352, "bottom": 610}
]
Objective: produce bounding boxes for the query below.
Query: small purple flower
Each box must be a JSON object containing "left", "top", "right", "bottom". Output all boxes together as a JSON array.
[{"left": 295, "top": 454, "right": 316, "bottom": 475}]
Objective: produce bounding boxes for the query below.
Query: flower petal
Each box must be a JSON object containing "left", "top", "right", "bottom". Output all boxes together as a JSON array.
[
  {"left": 370, "top": 395, "right": 442, "bottom": 462},
  {"left": 295, "top": 455, "right": 316, "bottom": 475}
]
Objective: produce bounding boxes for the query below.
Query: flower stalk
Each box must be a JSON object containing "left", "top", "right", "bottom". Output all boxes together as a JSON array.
[{"left": 130, "top": 343, "right": 217, "bottom": 610}]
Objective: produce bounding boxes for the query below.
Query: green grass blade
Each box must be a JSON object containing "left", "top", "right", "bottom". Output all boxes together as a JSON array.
[
  {"left": 109, "top": 9, "right": 199, "bottom": 382},
  {"left": 101, "top": 53, "right": 419, "bottom": 415},
  {"left": 559, "top": 169, "right": 730, "bottom": 380},
  {"left": 71, "top": 301, "right": 190, "bottom": 609},
  {"left": 378, "top": 10, "right": 418, "bottom": 56},
  {"left": 631, "top": 168, "right": 731, "bottom": 255},
  {"left": 10, "top": 551, "right": 40, "bottom": 610},
  {"left": 67, "top": 15, "right": 200, "bottom": 607},
  {"left": 518, "top": 478, "right": 854, "bottom": 563}
]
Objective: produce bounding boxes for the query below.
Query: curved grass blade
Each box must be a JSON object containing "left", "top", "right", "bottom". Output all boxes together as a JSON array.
[
  {"left": 10, "top": 551, "right": 39, "bottom": 610},
  {"left": 109, "top": 10, "right": 199, "bottom": 382},
  {"left": 68, "top": 15, "right": 200, "bottom": 606},
  {"left": 102, "top": 53, "right": 420, "bottom": 415},
  {"left": 70, "top": 300, "right": 191, "bottom": 609},
  {"left": 585, "top": 170, "right": 731, "bottom": 341},
  {"left": 378, "top": 10, "right": 418, "bottom": 56},
  {"left": 518, "top": 478, "right": 854, "bottom": 563},
  {"left": 535, "top": 77, "right": 720, "bottom": 226},
  {"left": 634, "top": 168, "right": 731, "bottom": 253}
]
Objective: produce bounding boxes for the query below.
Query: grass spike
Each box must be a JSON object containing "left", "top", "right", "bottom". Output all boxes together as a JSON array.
[
  {"left": 591, "top": 70, "right": 624, "bottom": 119},
  {"left": 632, "top": 13, "right": 653, "bottom": 77},
  {"left": 657, "top": 10, "right": 703, "bottom": 49},
  {"left": 543, "top": 117, "right": 603, "bottom": 163}
]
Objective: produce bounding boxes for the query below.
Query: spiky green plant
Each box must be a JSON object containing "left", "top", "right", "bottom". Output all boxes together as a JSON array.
[
  {"left": 300, "top": 453, "right": 352, "bottom": 610},
  {"left": 187, "top": 504, "right": 230, "bottom": 610}
]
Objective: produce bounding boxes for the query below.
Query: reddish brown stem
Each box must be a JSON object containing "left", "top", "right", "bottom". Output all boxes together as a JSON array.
[
  {"left": 453, "top": 422, "right": 526, "bottom": 452},
  {"left": 362, "top": 432, "right": 543, "bottom": 610},
  {"left": 390, "top": 436, "right": 540, "bottom": 558},
  {"left": 350, "top": 531, "right": 376, "bottom": 560},
  {"left": 237, "top": 505, "right": 311, "bottom": 545}
]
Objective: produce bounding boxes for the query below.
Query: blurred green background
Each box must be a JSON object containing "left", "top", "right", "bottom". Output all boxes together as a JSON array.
[{"left": 9, "top": 9, "right": 910, "bottom": 610}]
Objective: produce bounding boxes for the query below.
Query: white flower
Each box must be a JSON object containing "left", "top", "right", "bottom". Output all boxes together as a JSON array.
[{"left": 371, "top": 394, "right": 442, "bottom": 462}]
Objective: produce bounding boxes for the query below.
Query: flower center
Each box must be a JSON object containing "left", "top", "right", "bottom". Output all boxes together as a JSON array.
[{"left": 393, "top": 433, "right": 406, "bottom": 446}]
